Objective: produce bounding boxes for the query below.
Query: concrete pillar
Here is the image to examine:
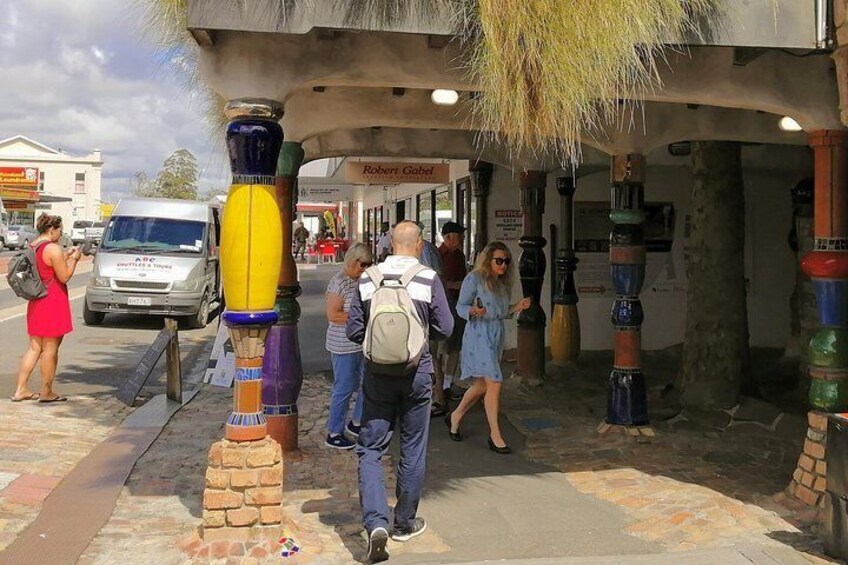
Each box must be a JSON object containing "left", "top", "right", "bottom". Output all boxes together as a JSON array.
[
  {"left": 550, "top": 175, "right": 581, "bottom": 367},
  {"left": 516, "top": 170, "right": 547, "bottom": 383},
  {"left": 202, "top": 98, "right": 284, "bottom": 543},
  {"left": 262, "top": 142, "right": 305, "bottom": 452},
  {"left": 470, "top": 160, "right": 494, "bottom": 257},
  {"left": 607, "top": 154, "right": 649, "bottom": 426}
]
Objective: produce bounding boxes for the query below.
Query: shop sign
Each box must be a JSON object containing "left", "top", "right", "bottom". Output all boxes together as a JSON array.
[
  {"left": 345, "top": 161, "right": 450, "bottom": 184},
  {"left": 493, "top": 209, "right": 522, "bottom": 241},
  {"left": 297, "top": 184, "right": 356, "bottom": 202},
  {"left": 0, "top": 186, "right": 39, "bottom": 202},
  {"left": 4, "top": 201, "right": 31, "bottom": 210},
  {"left": 0, "top": 167, "right": 39, "bottom": 187}
]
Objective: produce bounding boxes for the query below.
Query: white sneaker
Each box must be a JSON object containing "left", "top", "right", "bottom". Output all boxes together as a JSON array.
[{"left": 367, "top": 526, "right": 390, "bottom": 562}]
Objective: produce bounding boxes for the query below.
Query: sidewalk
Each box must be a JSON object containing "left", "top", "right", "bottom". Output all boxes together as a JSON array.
[{"left": 73, "top": 355, "right": 834, "bottom": 564}]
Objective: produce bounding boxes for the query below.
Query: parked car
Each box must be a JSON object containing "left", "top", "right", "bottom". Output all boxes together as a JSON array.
[
  {"left": 84, "top": 198, "right": 222, "bottom": 329},
  {"left": 71, "top": 220, "right": 95, "bottom": 244},
  {"left": 5, "top": 225, "right": 39, "bottom": 250},
  {"left": 84, "top": 220, "right": 108, "bottom": 244}
]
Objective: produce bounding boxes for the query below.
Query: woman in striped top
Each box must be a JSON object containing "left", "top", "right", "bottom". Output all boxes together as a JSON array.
[{"left": 325, "top": 243, "right": 374, "bottom": 449}]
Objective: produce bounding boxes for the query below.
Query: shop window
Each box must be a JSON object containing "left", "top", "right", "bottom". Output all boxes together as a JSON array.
[
  {"left": 435, "top": 187, "right": 452, "bottom": 245},
  {"left": 38, "top": 171, "right": 45, "bottom": 192},
  {"left": 417, "top": 191, "right": 434, "bottom": 243}
]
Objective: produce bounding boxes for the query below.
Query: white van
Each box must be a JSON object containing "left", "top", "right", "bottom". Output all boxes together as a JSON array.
[{"left": 84, "top": 197, "right": 222, "bottom": 328}]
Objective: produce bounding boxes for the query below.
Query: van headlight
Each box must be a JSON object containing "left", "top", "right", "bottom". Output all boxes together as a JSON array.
[
  {"left": 90, "top": 276, "right": 110, "bottom": 288},
  {"left": 172, "top": 279, "right": 200, "bottom": 292}
]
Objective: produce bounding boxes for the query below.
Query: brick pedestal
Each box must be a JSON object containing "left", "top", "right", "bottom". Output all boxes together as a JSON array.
[
  {"left": 786, "top": 411, "right": 828, "bottom": 506},
  {"left": 202, "top": 437, "right": 283, "bottom": 542}
]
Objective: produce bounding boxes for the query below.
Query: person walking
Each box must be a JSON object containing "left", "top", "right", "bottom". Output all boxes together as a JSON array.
[
  {"left": 446, "top": 242, "right": 530, "bottom": 454},
  {"left": 346, "top": 221, "right": 454, "bottom": 562},
  {"left": 324, "top": 243, "right": 373, "bottom": 449},
  {"left": 11, "top": 214, "right": 81, "bottom": 403},
  {"left": 294, "top": 222, "right": 309, "bottom": 261},
  {"left": 376, "top": 222, "right": 391, "bottom": 263},
  {"left": 432, "top": 221, "right": 467, "bottom": 416}
]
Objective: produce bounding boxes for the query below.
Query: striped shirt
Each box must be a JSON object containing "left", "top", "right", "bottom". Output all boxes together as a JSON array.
[
  {"left": 325, "top": 270, "right": 361, "bottom": 355},
  {"left": 346, "top": 255, "right": 455, "bottom": 376}
]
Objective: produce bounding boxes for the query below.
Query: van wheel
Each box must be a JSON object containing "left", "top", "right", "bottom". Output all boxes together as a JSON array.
[
  {"left": 83, "top": 301, "right": 105, "bottom": 326},
  {"left": 187, "top": 291, "right": 210, "bottom": 329}
]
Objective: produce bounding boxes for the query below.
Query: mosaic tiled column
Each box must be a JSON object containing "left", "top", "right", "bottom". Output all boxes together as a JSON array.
[
  {"left": 550, "top": 175, "right": 580, "bottom": 367},
  {"left": 200, "top": 99, "right": 286, "bottom": 544},
  {"left": 220, "top": 99, "right": 285, "bottom": 441},
  {"left": 470, "top": 160, "right": 494, "bottom": 257},
  {"left": 607, "top": 154, "right": 648, "bottom": 426},
  {"left": 262, "top": 142, "right": 305, "bottom": 452},
  {"left": 787, "top": 131, "right": 848, "bottom": 507},
  {"left": 517, "top": 171, "right": 548, "bottom": 382}
]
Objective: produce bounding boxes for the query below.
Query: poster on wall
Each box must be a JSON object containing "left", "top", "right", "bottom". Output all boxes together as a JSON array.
[
  {"left": 574, "top": 201, "right": 683, "bottom": 297},
  {"left": 493, "top": 209, "right": 522, "bottom": 241}
]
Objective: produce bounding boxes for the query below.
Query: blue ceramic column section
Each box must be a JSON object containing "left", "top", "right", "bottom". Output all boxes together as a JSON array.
[{"left": 607, "top": 154, "right": 649, "bottom": 426}]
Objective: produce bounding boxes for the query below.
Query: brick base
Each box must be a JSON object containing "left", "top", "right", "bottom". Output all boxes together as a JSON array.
[
  {"left": 201, "top": 436, "right": 284, "bottom": 542},
  {"left": 786, "top": 411, "right": 828, "bottom": 506}
]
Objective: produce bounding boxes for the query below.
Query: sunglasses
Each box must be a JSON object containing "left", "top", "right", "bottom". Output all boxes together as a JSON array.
[
  {"left": 493, "top": 257, "right": 511, "bottom": 266},
  {"left": 358, "top": 260, "right": 373, "bottom": 268}
]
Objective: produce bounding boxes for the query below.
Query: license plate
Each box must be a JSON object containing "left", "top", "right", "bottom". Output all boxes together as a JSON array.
[{"left": 127, "top": 296, "right": 152, "bottom": 306}]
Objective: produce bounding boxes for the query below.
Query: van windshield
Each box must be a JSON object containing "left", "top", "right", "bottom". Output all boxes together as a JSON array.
[{"left": 100, "top": 216, "right": 205, "bottom": 254}]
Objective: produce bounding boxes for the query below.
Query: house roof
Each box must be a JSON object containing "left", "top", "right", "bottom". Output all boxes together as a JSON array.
[{"left": 0, "top": 135, "right": 102, "bottom": 164}]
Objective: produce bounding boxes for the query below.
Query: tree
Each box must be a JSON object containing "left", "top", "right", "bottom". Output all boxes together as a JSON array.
[
  {"left": 157, "top": 148, "right": 199, "bottom": 200},
  {"left": 133, "top": 149, "right": 199, "bottom": 200},
  {"left": 679, "top": 141, "right": 751, "bottom": 409}
]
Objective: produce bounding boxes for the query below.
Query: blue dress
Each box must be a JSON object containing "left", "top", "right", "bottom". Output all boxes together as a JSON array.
[{"left": 457, "top": 272, "right": 511, "bottom": 382}]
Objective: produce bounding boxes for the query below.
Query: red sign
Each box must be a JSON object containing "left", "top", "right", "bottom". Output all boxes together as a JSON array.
[
  {"left": 0, "top": 167, "right": 39, "bottom": 187},
  {"left": 0, "top": 186, "right": 39, "bottom": 202}
]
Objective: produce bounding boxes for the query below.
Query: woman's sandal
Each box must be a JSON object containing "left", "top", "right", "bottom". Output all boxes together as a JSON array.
[
  {"left": 10, "top": 393, "right": 40, "bottom": 402},
  {"left": 38, "top": 395, "right": 68, "bottom": 403}
]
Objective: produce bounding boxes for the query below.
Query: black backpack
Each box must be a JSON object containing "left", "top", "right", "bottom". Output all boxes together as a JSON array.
[{"left": 6, "top": 242, "right": 49, "bottom": 300}]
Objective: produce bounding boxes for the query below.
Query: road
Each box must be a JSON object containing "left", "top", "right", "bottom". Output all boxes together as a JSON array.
[{"left": 0, "top": 262, "right": 335, "bottom": 401}]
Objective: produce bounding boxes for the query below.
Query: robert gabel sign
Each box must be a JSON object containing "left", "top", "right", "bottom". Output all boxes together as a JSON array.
[{"left": 345, "top": 161, "right": 450, "bottom": 184}]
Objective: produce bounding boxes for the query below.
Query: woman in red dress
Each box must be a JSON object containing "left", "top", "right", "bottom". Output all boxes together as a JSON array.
[{"left": 11, "top": 214, "right": 81, "bottom": 403}]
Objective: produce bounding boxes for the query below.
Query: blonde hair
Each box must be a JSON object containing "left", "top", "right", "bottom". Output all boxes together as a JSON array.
[{"left": 473, "top": 241, "right": 513, "bottom": 295}]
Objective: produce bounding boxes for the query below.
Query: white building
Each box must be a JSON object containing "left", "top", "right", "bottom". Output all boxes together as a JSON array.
[{"left": 0, "top": 135, "right": 103, "bottom": 227}]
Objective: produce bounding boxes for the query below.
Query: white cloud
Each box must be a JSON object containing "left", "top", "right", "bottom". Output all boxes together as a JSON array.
[{"left": 0, "top": 0, "right": 229, "bottom": 200}]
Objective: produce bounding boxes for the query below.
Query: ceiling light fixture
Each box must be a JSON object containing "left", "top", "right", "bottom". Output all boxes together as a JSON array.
[
  {"left": 779, "top": 116, "right": 803, "bottom": 132},
  {"left": 431, "top": 89, "right": 459, "bottom": 106}
]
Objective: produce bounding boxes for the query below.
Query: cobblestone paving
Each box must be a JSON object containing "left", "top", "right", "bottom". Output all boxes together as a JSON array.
[
  {"left": 80, "top": 375, "right": 449, "bottom": 565},
  {"left": 78, "top": 359, "right": 833, "bottom": 564},
  {"left": 502, "top": 364, "right": 831, "bottom": 564},
  {"left": 0, "top": 396, "right": 129, "bottom": 550}
]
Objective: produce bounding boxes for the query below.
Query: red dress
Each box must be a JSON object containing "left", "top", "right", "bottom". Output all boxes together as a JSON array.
[{"left": 27, "top": 242, "right": 73, "bottom": 338}]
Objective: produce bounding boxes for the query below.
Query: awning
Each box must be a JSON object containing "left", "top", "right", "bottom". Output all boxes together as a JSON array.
[{"left": 38, "top": 193, "right": 73, "bottom": 203}]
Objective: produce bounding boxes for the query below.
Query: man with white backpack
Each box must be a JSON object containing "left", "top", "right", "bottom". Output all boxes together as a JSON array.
[{"left": 346, "top": 220, "right": 454, "bottom": 562}]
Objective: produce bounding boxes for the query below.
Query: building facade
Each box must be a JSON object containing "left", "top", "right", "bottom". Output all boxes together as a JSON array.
[{"left": 0, "top": 136, "right": 103, "bottom": 227}]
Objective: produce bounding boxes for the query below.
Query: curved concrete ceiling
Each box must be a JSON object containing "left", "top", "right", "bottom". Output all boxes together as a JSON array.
[{"left": 199, "top": 32, "right": 841, "bottom": 130}]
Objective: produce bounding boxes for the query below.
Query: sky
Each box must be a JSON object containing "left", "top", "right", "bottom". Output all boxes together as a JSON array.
[{"left": 1, "top": 0, "right": 230, "bottom": 201}]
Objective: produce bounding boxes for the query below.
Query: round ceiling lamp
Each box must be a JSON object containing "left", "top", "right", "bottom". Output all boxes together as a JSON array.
[
  {"left": 431, "top": 89, "right": 459, "bottom": 106},
  {"left": 778, "top": 116, "right": 803, "bottom": 132}
]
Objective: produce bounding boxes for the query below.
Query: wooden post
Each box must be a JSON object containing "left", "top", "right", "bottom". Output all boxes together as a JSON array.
[{"left": 164, "top": 318, "right": 182, "bottom": 404}]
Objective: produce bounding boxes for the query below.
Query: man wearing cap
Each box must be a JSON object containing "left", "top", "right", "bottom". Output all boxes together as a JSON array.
[{"left": 432, "top": 221, "right": 467, "bottom": 415}]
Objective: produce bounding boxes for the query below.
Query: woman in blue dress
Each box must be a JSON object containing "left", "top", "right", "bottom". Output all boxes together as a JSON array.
[{"left": 446, "top": 242, "right": 530, "bottom": 454}]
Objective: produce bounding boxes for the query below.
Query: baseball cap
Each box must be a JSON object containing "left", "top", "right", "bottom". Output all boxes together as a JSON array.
[{"left": 441, "top": 221, "right": 466, "bottom": 236}]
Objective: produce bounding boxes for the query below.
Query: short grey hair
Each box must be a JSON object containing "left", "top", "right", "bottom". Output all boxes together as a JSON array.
[{"left": 344, "top": 242, "right": 372, "bottom": 268}]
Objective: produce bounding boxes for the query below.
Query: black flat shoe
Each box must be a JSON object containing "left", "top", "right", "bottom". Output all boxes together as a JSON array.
[
  {"left": 444, "top": 413, "right": 462, "bottom": 442},
  {"left": 488, "top": 438, "right": 512, "bottom": 454}
]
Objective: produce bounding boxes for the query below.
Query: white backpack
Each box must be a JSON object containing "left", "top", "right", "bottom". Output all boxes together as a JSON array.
[{"left": 363, "top": 264, "right": 427, "bottom": 375}]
